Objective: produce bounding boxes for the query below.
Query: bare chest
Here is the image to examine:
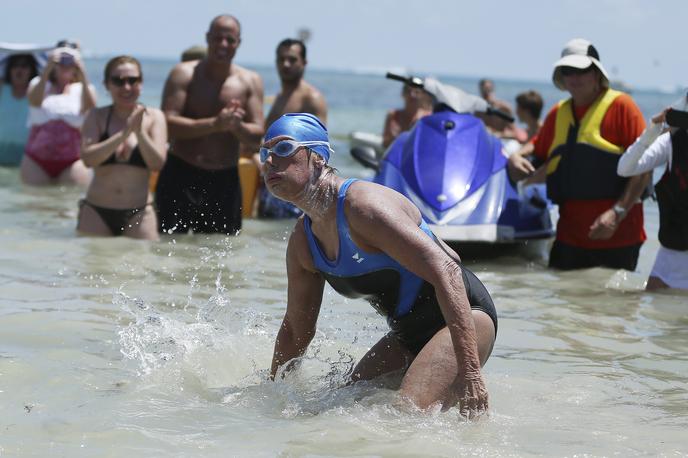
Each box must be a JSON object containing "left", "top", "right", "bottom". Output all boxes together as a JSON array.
[{"left": 184, "top": 77, "right": 249, "bottom": 118}]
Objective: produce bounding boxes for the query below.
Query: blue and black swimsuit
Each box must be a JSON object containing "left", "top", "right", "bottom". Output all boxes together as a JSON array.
[{"left": 303, "top": 179, "right": 498, "bottom": 354}]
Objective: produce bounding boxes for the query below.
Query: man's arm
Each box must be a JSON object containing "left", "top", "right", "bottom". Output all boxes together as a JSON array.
[
  {"left": 588, "top": 172, "right": 651, "bottom": 240},
  {"left": 161, "top": 63, "right": 220, "bottom": 139},
  {"left": 227, "top": 71, "right": 265, "bottom": 151}
]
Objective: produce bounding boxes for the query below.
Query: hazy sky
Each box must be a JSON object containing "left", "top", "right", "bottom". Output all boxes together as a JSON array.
[{"left": 3, "top": 0, "right": 685, "bottom": 91}]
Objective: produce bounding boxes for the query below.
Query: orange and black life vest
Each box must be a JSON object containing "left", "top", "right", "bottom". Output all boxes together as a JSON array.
[{"left": 545, "top": 89, "right": 628, "bottom": 204}]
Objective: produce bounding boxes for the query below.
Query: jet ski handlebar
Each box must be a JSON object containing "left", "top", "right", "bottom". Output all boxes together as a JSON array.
[
  {"left": 385, "top": 72, "right": 514, "bottom": 122},
  {"left": 486, "top": 106, "right": 515, "bottom": 123},
  {"left": 385, "top": 72, "right": 424, "bottom": 88}
]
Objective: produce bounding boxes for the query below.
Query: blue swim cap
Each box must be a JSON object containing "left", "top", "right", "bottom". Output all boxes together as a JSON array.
[{"left": 265, "top": 113, "right": 332, "bottom": 163}]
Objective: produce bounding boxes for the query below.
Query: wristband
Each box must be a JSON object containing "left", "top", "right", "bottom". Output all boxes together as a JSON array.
[{"left": 612, "top": 204, "right": 627, "bottom": 221}]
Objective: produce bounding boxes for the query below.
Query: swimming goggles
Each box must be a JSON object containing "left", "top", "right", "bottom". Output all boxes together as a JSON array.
[{"left": 259, "top": 139, "right": 332, "bottom": 163}]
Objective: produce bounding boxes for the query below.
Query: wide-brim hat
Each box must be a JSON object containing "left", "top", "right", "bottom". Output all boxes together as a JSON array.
[{"left": 552, "top": 38, "right": 609, "bottom": 90}]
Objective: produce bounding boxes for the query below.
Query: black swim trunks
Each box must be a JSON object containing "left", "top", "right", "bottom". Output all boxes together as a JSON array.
[{"left": 155, "top": 154, "right": 242, "bottom": 235}]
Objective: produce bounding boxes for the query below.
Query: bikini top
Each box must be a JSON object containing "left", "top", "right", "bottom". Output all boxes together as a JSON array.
[
  {"left": 99, "top": 106, "right": 147, "bottom": 168},
  {"left": 303, "top": 178, "right": 434, "bottom": 318}
]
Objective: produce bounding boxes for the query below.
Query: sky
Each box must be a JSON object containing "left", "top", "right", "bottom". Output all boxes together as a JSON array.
[{"left": 2, "top": 0, "right": 686, "bottom": 91}]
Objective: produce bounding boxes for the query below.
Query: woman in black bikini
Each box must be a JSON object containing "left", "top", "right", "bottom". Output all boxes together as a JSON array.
[{"left": 78, "top": 56, "right": 167, "bottom": 239}]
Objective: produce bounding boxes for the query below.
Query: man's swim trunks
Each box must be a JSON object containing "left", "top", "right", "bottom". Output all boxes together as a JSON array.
[{"left": 155, "top": 154, "right": 242, "bottom": 235}]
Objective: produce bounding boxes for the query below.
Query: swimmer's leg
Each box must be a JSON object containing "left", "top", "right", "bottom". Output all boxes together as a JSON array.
[
  {"left": 399, "top": 310, "right": 495, "bottom": 411},
  {"left": 350, "top": 332, "right": 413, "bottom": 384}
]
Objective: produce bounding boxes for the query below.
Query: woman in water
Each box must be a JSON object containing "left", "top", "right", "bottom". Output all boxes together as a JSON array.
[
  {"left": 0, "top": 53, "right": 38, "bottom": 165},
  {"left": 264, "top": 113, "right": 497, "bottom": 417},
  {"left": 22, "top": 40, "right": 96, "bottom": 186},
  {"left": 77, "top": 55, "right": 166, "bottom": 239}
]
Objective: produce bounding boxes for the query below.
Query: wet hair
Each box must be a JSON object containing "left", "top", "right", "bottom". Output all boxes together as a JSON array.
[
  {"left": 276, "top": 39, "right": 307, "bottom": 60},
  {"left": 4, "top": 54, "right": 38, "bottom": 84},
  {"left": 306, "top": 148, "right": 337, "bottom": 175},
  {"left": 515, "top": 90, "right": 544, "bottom": 120},
  {"left": 103, "top": 55, "right": 143, "bottom": 85}
]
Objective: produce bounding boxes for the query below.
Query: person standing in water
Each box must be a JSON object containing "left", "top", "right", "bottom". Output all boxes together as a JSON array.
[
  {"left": 264, "top": 113, "right": 497, "bottom": 417},
  {"left": 258, "top": 38, "right": 328, "bottom": 218},
  {"left": 382, "top": 83, "right": 432, "bottom": 148},
  {"left": 22, "top": 41, "right": 96, "bottom": 186},
  {"left": 0, "top": 53, "right": 39, "bottom": 166},
  {"left": 508, "top": 38, "right": 649, "bottom": 271},
  {"left": 617, "top": 98, "right": 688, "bottom": 290},
  {"left": 78, "top": 56, "right": 167, "bottom": 239},
  {"left": 157, "top": 14, "right": 264, "bottom": 235}
]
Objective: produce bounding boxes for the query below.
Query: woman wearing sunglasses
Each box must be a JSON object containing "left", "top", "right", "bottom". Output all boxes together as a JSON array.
[
  {"left": 77, "top": 55, "right": 166, "bottom": 239},
  {"left": 21, "top": 40, "right": 96, "bottom": 185},
  {"left": 264, "top": 113, "right": 497, "bottom": 418}
]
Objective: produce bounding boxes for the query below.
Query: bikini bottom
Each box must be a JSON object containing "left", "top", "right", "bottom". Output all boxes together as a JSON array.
[{"left": 79, "top": 199, "right": 152, "bottom": 236}]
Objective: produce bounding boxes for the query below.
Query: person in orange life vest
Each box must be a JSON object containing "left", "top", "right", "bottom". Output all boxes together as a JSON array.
[{"left": 507, "top": 38, "right": 650, "bottom": 271}]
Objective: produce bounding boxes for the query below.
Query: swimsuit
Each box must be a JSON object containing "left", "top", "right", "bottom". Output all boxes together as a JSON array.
[
  {"left": 79, "top": 106, "right": 151, "bottom": 235},
  {"left": 79, "top": 200, "right": 152, "bottom": 236},
  {"left": 303, "top": 178, "right": 498, "bottom": 354},
  {"left": 24, "top": 79, "right": 85, "bottom": 177},
  {"left": 98, "top": 106, "right": 147, "bottom": 168},
  {"left": 155, "top": 154, "right": 242, "bottom": 235}
]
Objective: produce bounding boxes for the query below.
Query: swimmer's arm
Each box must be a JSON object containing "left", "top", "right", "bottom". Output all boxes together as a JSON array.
[
  {"left": 136, "top": 108, "right": 167, "bottom": 171},
  {"left": 80, "top": 109, "right": 129, "bottom": 167},
  {"left": 229, "top": 72, "right": 265, "bottom": 150},
  {"left": 270, "top": 226, "right": 325, "bottom": 380},
  {"left": 161, "top": 63, "right": 219, "bottom": 139},
  {"left": 347, "top": 191, "right": 483, "bottom": 383}
]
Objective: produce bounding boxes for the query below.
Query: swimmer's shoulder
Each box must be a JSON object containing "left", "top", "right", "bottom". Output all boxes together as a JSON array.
[{"left": 287, "top": 216, "right": 318, "bottom": 273}]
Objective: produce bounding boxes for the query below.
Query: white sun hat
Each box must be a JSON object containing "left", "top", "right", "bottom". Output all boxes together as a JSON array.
[{"left": 552, "top": 38, "right": 609, "bottom": 90}]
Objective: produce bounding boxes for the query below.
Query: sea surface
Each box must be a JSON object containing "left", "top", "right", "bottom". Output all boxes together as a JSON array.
[{"left": 0, "top": 58, "right": 686, "bottom": 457}]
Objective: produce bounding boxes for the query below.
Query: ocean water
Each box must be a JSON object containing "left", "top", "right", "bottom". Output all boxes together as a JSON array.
[{"left": 0, "top": 58, "right": 686, "bottom": 457}]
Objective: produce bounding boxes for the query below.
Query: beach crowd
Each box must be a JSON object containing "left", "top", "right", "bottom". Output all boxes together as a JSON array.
[{"left": 1, "top": 13, "right": 686, "bottom": 417}]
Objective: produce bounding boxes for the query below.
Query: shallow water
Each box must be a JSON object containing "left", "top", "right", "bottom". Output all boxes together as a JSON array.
[
  {"left": 1, "top": 160, "right": 686, "bottom": 457},
  {"left": 1, "top": 63, "right": 687, "bottom": 456}
]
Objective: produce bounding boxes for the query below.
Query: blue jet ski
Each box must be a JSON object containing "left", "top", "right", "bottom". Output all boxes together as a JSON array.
[{"left": 351, "top": 73, "right": 554, "bottom": 243}]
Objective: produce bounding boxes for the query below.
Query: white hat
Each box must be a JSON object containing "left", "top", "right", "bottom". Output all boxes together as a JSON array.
[{"left": 552, "top": 38, "right": 609, "bottom": 90}]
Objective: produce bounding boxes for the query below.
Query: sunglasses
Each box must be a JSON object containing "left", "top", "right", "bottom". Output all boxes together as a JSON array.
[
  {"left": 109, "top": 76, "right": 142, "bottom": 87},
  {"left": 560, "top": 65, "right": 594, "bottom": 77},
  {"left": 259, "top": 139, "right": 331, "bottom": 163}
]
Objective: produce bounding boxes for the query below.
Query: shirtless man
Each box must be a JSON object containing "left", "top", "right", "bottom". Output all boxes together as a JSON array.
[
  {"left": 256, "top": 39, "right": 327, "bottom": 218},
  {"left": 156, "top": 15, "right": 264, "bottom": 235},
  {"left": 266, "top": 39, "right": 327, "bottom": 127}
]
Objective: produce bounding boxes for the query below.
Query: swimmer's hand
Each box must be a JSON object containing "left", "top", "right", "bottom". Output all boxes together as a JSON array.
[
  {"left": 588, "top": 208, "right": 620, "bottom": 240},
  {"left": 455, "top": 371, "right": 489, "bottom": 419}
]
